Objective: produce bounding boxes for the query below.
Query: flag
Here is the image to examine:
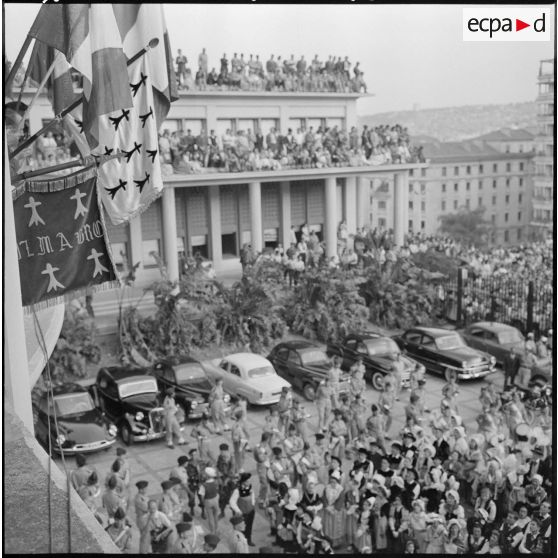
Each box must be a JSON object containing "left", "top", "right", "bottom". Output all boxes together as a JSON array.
[
  {"left": 28, "top": 4, "right": 133, "bottom": 148},
  {"left": 13, "top": 167, "right": 118, "bottom": 310}
]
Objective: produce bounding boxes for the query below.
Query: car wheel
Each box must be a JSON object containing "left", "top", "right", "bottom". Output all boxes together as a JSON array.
[
  {"left": 121, "top": 423, "right": 133, "bottom": 446},
  {"left": 303, "top": 384, "right": 316, "bottom": 401},
  {"left": 371, "top": 372, "right": 385, "bottom": 391},
  {"left": 444, "top": 368, "right": 457, "bottom": 382}
]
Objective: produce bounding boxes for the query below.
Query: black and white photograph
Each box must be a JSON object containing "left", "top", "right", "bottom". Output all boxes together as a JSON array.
[{"left": 3, "top": 2, "right": 556, "bottom": 554}]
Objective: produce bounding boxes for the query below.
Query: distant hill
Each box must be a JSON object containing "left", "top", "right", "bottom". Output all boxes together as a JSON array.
[{"left": 358, "top": 102, "right": 537, "bottom": 142}]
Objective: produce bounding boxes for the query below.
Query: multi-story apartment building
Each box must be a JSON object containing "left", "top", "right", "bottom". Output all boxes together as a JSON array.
[
  {"left": 531, "top": 58, "right": 555, "bottom": 237},
  {"left": 370, "top": 129, "right": 535, "bottom": 245}
]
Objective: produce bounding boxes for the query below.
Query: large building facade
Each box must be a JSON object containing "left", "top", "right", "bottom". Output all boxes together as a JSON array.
[
  {"left": 19, "top": 88, "right": 424, "bottom": 286},
  {"left": 531, "top": 58, "right": 555, "bottom": 237}
]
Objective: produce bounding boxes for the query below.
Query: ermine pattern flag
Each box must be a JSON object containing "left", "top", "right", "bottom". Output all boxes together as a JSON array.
[{"left": 13, "top": 168, "right": 118, "bottom": 310}]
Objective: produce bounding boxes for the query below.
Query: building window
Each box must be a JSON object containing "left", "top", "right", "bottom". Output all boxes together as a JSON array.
[
  {"left": 453, "top": 200, "right": 458, "bottom": 210},
  {"left": 442, "top": 167, "right": 447, "bottom": 177},
  {"left": 142, "top": 239, "right": 160, "bottom": 267},
  {"left": 421, "top": 201, "right": 426, "bottom": 212},
  {"left": 378, "top": 201, "right": 386, "bottom": 210},
  {"left": 506, "top": 179, "right": 510, "bottom": 187},
  {"left": 409, "top": 169, "right": 414, "bottom": 177},
  {"left": 421, "top": 183, "right": 426, "bottom": 194},
  {"left": 505, "top": 195, "right": 510, "bottom": 204},
  {"left": 504, "top": 230, "right": 509, "bottom": 242},
  {"left": 506, "top": 162, "right": 511, "bottom": 172},
  {"left": 408, "top": 184, "right": 414, "bottom": 194},
  {"left": 478, "top": 197, "right": 482, "bottom": 207},
  {"left": 478, "top": 180, "right": 483, "bottom": 189},
  {"left": 466, "top": 165, "right": 471, "bottom": 174},
  {"left": 442, "top": 183, "right": 447, "bottom": 193},
  {"left": 519, "top": 178, "right": 523, "bottom": 187},
  {"left": 454, "top": 166, "right": 459, "bottom": 176},
  {"left": 465, "top": 199, "right": 470, "bottom": 208},
  {"left": 517, "top": 228, "right": 522, "bottom": 240},
  {"left": 518, "top": 212, "right": 522, "bottom": 221},
  {"left": 421, "top": 168, "right": 426, "bottom": 177},
  {"left": 466, "top": 182, "right": 471, "bottom": 191},
  {"left": 409, "top": 201, "right": 414, "bottom": 210},
  {"left": 421, "top": 220, "right": 425, "bottom": 230},
  {"left": 408, "top": 220, "right": 413, "bottom": 230},
  {"left": 441, "top": 201, "right": 446, "bottom": 211},
  {"left": 454, "top": 183, "right": 459, "bottom": 192},
  {"left": 479, "top": 164, "right": 484, "bottom": 173},
  {"left": 493, "top": 163, "right": 498, "bottom": 173},
  {"left": 493, "top": 180, "right": 497, "bottom": 188},
  {"left": 518, "top": 194, "right": 522, "bottom": 203},
  {"left": 519, "top": 162, "right": 524, "bottom": 171},
  {"left": 491, "top": 215, "right": 496, "bottom": 224},
  {"left": 505, "top": 213, "right": 509, "bottom": 222},
  {"left": 492, "top": 196, "right": 496, "bottom": 205}
]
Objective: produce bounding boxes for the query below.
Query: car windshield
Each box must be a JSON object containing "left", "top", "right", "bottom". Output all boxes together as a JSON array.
[
  {"left": 435, "top": 334, "right": 466, "bottom": 351},
  {"left": 300, "top": 349, "right": 329, "bottom": 366},
  {"left": 497, "top": 330, "right": 524, "bottom": 345},
  {"left": 118, "top": 378, "right": 158, "bottom": 399},
  {"left": 247, "top": 366, "right": 276, "bottom": 378},
  {"left": 175, "top": 364, "right": 208, "bottom": 384},
  {"left": 364, "top": 338, "right": 400, "bottom": 356},
  {"left": 54, "top": 392, "right": 95, "bottom": 416}
]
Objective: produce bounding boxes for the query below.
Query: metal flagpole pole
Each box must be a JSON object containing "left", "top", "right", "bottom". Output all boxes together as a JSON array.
[{"left": 9, "top": 38, "right": 160, "bottom": 159}]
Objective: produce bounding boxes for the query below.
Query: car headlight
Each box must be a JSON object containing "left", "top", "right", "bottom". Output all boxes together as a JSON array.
[
  {"left": 135, "top": 412, "right": 144, "bottom": 421},
  {"left": 490, "top": 356, "right": 496, "bottom": 364},
  {"left": 108, "top": 424, "right": 118, "bottom": 436},
  {"left": 223, "top": 394, "right": 230, "bottom": 404},
  {"left": 190, "top": 401, "right": 198, "bottom": 409},
  {"left": 462, "top": 361, "right": 469, "bottom": 369},
  {"left": 56, "top": 434, "right": 66, "bottom": 446}
]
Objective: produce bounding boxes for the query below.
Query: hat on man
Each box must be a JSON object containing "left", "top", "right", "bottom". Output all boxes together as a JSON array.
[
  {"left": 182, "top": 512, "right": 193, "bottom": 523},
  {"left": 315, "top": 433, "right": 325, "bottom": 440},
  {"left": 272, "top": 446, "right": 283, "bottom": 456},
  {"left": 403, "top": 431, "right": 416, "bottom": 442},
  {"left": 176, "top": 522, "right": 191, "bottom": 534},
  {"left": 358, "top": 447, "right": 369, "bottom": 455},
  {"left": 204, "top": 467, "right": 217, "bottom": 478},
  {"left": 391, "top": 442, "right": 403, "bottom": 452},
  {"left": 239, "top": 472, "right": 252, "bottom": 484},
  {"left": 169, "top": 477, "right": 181, "bottom": 487},
  {"left": 136, "top": 480, "right": 148, "bottom": 490},
  {"left": 219, "top": 443, "right": 229, "bottom": 451},
  {"left": 231, "top": 515, "right": 245, "bottom": 526},
  {"left": 178, "top": 455, "right": 189, "bottom": 466},
  {"left": 114, "top": 507, "right": 126, "bottom": 520},
  {"left": 116, "top": 447, "right": 127, "bottom": 456},
  {"left": 161, "top": 480, "right": 173, "bottom": 490},
  {"left": 204, "top": 534, "right": 220, "bottom": 548}
]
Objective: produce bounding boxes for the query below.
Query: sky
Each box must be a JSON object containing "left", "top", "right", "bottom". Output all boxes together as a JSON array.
[{"left": 4, "top": 3, "right": 556, "bottom": 115}]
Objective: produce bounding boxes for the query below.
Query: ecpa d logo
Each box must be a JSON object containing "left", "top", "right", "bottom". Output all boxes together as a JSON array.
[{"left": 463, "top": 8, "right": 551, "bottom": 41}]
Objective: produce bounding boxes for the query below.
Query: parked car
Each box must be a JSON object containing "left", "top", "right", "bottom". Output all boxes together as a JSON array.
[
  {"left": 33, "top": 383, "right": 117, "bottom": 456},
  {"left": 202, "top": 353, "right": 291, "bottom": 405},
  {"left": 91, "top": 366, "right": 184, "bottom": 445},
  {"left": 267, "top": 341, "right": 351, "bottom": 401},
  {"left": 327, "top": 333, "right": 424, "bottom": 390},
  {"left": 392, "top": 327, "right": 496, "bottom": 381},
  {"left": 150, "top": 357, "right": 231, "bottom": 420},
  {"left": 460, "top": 321, "right": 552, "bottom": 384}
]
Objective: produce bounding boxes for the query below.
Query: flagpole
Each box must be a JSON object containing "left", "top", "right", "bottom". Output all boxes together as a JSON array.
[{"left": 9, "top": 38, "right": 160, "bottom": 159}]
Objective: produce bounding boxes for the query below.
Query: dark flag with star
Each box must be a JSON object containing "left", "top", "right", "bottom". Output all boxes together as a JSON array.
[{"left": 13, "top": 167, "right": 119, "bottom": 310}]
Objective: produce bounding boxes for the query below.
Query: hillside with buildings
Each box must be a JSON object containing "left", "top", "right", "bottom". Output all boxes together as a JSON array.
[{"left": 359, "top": 102, "right": 537, "bottom": 142}]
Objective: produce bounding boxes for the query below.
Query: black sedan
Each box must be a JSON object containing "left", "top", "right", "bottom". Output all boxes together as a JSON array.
[
  {"left": 392, "top": 327, "right": 496, "bottom": 381},
  {"left": 91, "top": 366, "right": 184, "bottom": 445},
  {"left": 150, "top": 358, "right": 231, "bottom": 420},
  {"left": 267, "top": 340, "right": 350, "bottom": 401},
  {"left": 327, "top": 333, "right": 424, "bottom": 390},
  {"left": 33, "top": 383, "right": 118, "bottom": 456}
]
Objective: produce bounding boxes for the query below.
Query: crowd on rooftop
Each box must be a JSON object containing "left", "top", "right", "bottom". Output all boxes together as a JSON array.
[
  {"left": 175, "top": 49, "right": 367, "bottom": 93},
  {"left": 159, "top": 124, "right": 424, "bottom": 175}
]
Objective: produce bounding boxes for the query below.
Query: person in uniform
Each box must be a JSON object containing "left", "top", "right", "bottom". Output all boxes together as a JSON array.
[
  {"left": 102, "top": 474, "right": 127, "bottom": 519},
  {"left": 503, "top": 347, "right": 521, "bottom": 389},
  {"left": 134, "top": 480, "right": 150, "bottom": 553},
  {"left": 315, "top": 378, "right": 333, "bottom": 433},
  {"left": 216, "top": 443, "right": 235, "bottom": 517},
  {"left": 208, "top": 379, "right": 228, "bottom": 434},
  {"left": 170, "top": 455, "right": 190, "bottom": 504},
  {"left": 106, "top": 507, "right": 132, "bottom": 553},
  {"left": 277, "top": 387, "right": 292, "bottom": 436},
  {"left": 163, "top": 388, "right": 185, "bottom": 448},
  {"left": 254, "top": 432, "right": 272, "bottom": 507},
  {"left": 229, "top": 472, "right": 256, "bottom": 546},
  {"left": 160, "top": 479, "right": 183, "bottom": 522},
  {"left": 71, "top": 453, "right": 96, "bottom": 492},
  {"left": 229, "top": 515, "right": 250, "bottom": 553},
  {"left": 328, "top": 356, "right": 342, "bottom": 409},
  {"left": 186, "top": 448, "right": 204, "bottom": 518},
  {"left": 172, "top": 522, "right": 193, "bottom": 553},
  {"left": 202, "top": 533, "right": 220, "bottom": 553},
  {"left": 231, "top": 409, "right": 250, "bottom": 473},
  {"left": 200, "top": 467, "right": 220, "bottom": 534},
  {"left": 139, "top": 499, "right": 174, "bottom": 554}
]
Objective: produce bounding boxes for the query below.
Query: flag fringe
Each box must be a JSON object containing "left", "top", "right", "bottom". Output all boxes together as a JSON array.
[
  {"left": 23, "top": 280, "right": 121, "bottom": 315},
  {"left": 13, "top": 166, "right": 98, "bottom": 199}
]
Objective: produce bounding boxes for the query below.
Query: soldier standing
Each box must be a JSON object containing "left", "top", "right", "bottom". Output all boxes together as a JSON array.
[{"left": 163, "top": 388, "right": 186, "bottom": 448}]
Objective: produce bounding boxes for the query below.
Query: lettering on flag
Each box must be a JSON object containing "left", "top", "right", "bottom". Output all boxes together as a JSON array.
[{"left": 13, "top": 167, "right": 119, "bottom": 310}]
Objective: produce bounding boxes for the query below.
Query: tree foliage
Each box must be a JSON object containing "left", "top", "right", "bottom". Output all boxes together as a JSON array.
[{"left": 438, "top": 207, "right": 490, "bottom": 248}]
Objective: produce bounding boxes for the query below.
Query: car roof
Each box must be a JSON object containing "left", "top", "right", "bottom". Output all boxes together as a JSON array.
[
  {"left": 409, "top": 327, "right": 460, "bottom": 338},
  {"left": 100, "top": 366, "right": 152, "bottom": 383},
  {"left": 348, "top": 333, "right": 384, "bottom": 341},
  {"left": 276, "top": 340, "right": 321, "bottom": 350},
  {"left": 221, "top": 353, "right": 272, "bottom": 368},
  {"left": 154, "top": 357, "right": 200, "bottom": 369},
  {"left": 44, "top": 383, "right": 89, "bottom": 397},
  {"left": 468, "top": 322, "right": 518, "bottom": 333}
]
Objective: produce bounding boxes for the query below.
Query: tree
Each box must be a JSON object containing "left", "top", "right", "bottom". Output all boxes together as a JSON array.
[{"left": 438, "top": 207, "right": 490, "bottom": 248}]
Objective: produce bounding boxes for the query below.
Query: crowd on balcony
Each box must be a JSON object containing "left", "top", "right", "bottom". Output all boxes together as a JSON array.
[
  {"left": 159, "top": 124, "right": 424, "bottom": 175},
  {"left": 174, "top": 49, "right": 367, "bottom": 93}
]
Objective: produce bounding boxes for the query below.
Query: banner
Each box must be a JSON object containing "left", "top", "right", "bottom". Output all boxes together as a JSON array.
[{"left": 13, "top": 167, "right": 119, "bottom": 310}]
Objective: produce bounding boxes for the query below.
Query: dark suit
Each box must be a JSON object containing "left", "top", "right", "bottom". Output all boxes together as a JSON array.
[{"left": 503, "top": 352, "right": 520, "bottom": 387}]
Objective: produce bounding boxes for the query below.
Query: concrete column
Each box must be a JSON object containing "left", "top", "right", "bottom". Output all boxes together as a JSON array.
[
  {"left": 128, "top": 214, "right": 143, "bottom": 269},
  {"left": 280, "top": 181, "right": 291, "bottom": 249},
  {"left": 325, "top": 176, "right": 338, "bottom": 259},
  {"left": 393, "top": 171, "right": 409, "bottom": 247},
  {"left": 344, "top": 176, "right": 357, "bottom": 235},
  {"left": 4, "top": 139, "right": 33, "bottom": 431},
  {"left": 249, "top": 181, "right": 263, "bottom": 254},
  {"left": 357, "top": 176, "right": 370, "bottom": 229},
  {"left": 208, "top": 185, "right": 222, "bottom": 267},
  {"left": 162, "top": 186, "right": 179, "bottom": 282}
]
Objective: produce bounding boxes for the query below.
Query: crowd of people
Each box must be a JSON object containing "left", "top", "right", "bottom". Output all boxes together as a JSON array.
[
  {"left": 175, "top": 49, "right": 367, "bottom": 93},
  {"left": 159, "top": 124, "right": 424, "bottom": 176},
  {"left": 69, "top": 350, "right": 552, "bottom": 554}
]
